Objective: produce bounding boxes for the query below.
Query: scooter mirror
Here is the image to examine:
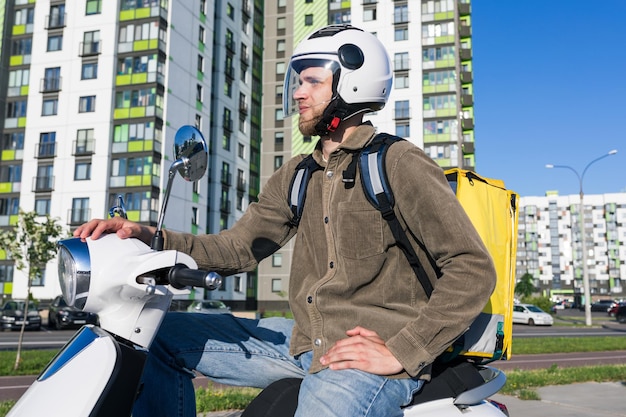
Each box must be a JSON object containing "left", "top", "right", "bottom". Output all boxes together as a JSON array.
[{"left": 173, "top": 125, "right": 208, "bottom": 182}]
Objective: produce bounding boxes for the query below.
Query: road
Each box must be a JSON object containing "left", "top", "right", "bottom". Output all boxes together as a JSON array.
[{"left": 1, "top": 309, "right": 624, "bottom": 402}]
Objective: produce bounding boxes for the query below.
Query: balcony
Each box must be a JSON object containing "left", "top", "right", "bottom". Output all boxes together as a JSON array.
[
  {"left": 40, "top": 77, "right": 61, "bottom": 93},
  {"left": 35, "top": 142, "right": 57, "bottom": 159},
  {"left": 393, "top": 58, "right": 410, "bottom": 72},
  {"left": 460, "top": 71, "right": 473, "bottom": 83},
  {"left": 223, "top": 118, "right": 233, "bottom": 132},
  {"left": 220, "top": 198, "right": 231, "bottom": 214},
  {"left": 68, "top": 208, "right": 91, "bottom": 226},
  {"left": 458, "top": 2, "right": 471, "bottom": 16},
  {"left": 393, "top": 10, "right": 409, "bottom": 25},
  {"left": 239, "top": 100, "right": 249, "bottom": 114},
  {"left": 461, "top": 93, "right": 473, "bottom": 107},
  {"left": 73, "top": 139, "right": 95, "bottom": 156},
  {"left": 79, "top": 41, "right": 101, "bottom": 57},
  {"left": 459, "top": 25, "right": 471, "bottom": 38},
  {"left": 461, "top": 118, "right": 474, "bottom": 130},
  {"left": 221, "top": 172, "right": 232, "bottom": 186},
  {"left": 45, "top": 13, "right": 66, "bottom": 29},
  {"left": 459, "top": 48, "right": 472, "bottom": 61},
  {"left": 237, "top": 177, "right": 247, "bottom": 192},
  {"left": 33, "top": 176, "right": 55, "bottom": 192},
  {"left": 394, "top": 107, "right": 411, "bottom": 120}
]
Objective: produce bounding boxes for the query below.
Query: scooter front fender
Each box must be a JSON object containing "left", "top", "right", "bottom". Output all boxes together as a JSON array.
[{"left": 7, "top": 325, "right": 146, "bottom": 417}]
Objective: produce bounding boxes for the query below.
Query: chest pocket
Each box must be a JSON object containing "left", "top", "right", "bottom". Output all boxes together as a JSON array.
[{"left": 336, "top": 201, "right": 385, "bottom": 259}]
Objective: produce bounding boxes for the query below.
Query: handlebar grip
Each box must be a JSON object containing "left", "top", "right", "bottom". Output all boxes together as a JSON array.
[{"left": 168, "top": 264, "right": 223, "bottom": 291}]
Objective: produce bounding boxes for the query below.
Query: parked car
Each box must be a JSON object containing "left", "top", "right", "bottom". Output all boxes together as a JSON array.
[
  {"left": 588, "top": 299, "right": 617, "bottom": 312},
  {"left": 1, "top": 299, "right": 42, "bottom": 331},
  {"left": 615, "top": 304, "right": 626, "bottom": 324},
  {"left": 512, "top": 303, "right": 553, "bottom": 326},
  {"left": 47, "top": 295, "right": 99, "bottom": 330},
  {"left": 187, "top": 300, "right": 231, "bottom": 315}
]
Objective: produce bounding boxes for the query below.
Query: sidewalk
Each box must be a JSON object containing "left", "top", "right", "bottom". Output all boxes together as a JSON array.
[{"left": 200, "top": 381, "right": 626, "bottom": 417}]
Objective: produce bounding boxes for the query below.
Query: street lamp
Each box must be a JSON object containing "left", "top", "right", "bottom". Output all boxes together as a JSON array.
[{"left": 546, "top": 149, "right": 618, "bottom": 326}]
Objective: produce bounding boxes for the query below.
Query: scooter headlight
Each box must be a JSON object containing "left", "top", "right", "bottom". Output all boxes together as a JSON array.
[{"left": 57, "top": 238, "right": 91, "bottom": 309}]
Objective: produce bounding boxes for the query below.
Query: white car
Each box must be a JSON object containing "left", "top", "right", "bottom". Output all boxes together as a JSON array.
[{"left": 512, "top": 304, "right": 553, "bottom": 326}]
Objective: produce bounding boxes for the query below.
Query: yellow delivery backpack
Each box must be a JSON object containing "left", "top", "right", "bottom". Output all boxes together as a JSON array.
[{"left": 443, "top": 168, "right": 519, "bottom": 362}]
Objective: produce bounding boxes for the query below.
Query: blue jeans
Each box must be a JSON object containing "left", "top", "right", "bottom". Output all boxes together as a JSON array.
[{"left": 133, "top": 312, "right": 423, "bottom": 417}]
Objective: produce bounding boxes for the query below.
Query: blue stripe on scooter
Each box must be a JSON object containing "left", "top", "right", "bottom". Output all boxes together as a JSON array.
[{"left": 38, "top": 326, "right": 100, "bottom": 381}]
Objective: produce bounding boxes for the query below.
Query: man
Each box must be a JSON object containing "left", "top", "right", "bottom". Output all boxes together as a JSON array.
[{"left": 75, "top": 24, "right": 496, "bottom": 417}]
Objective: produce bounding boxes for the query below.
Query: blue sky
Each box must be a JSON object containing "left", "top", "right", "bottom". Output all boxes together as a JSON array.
[{"left": 470, "top": 1, "right": 626, "bottom": 197}]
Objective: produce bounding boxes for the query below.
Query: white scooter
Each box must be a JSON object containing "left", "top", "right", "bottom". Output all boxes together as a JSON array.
[{"left": 7, "top": 125, "right": 509, "bottom": 417}]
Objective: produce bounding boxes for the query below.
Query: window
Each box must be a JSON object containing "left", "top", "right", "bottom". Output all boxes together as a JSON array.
[
  {"left": 1, "top": 132, "right": 24, "bottom": 151},
  {"left": 277, "top": 17, "right": 286, "bottom": 30},
  {"left": 14, "top": 7, "right": 34, "bottom": 25},
  {"left": 0, "top": 197, "right": 19, "bottom": 215},
  {"left": 79, "top": 96, "right": 96, "bottom": 112},
  {"left": 276, "top": 62, "right": 286, "bottom": 76},
  {"left": 200, "top": 0, "right": 207, "bottom": 15},
  {"left": 363, "top": 8, "right": 377, "bottom": 21},
  {"left": 76, "top": 129, "right": 95, "bottom": 154},
  {"left": 272, "top": 279, "right": 282, "bottom": 293},
  {"left": 7, "top": 100, "right": 27, "bottom": 118},
  {"left": 394, "top": 52, "right": 410, "bottom": 71},
  {"left": 43, "top": 67, "right": 61, "bottom": 92},
  {"left": 394, "top": 5, "right": 409, "bottom": 24},
  {"left": 238, "top": 143, "right": 246, "bottom": 159},
  {"left": 35, "top": 198, "right": 51, "bottom": 215},
  {"left": 195, "top": 114, "right": 202, "bottom": 129},
  {"left": 86, "top": 0, "right": 102, "bottom": 15},
  {"left": 277, "top": 0, "right": 287, "bottom": 8},
  {"left": 226, "top": 3, "right": 234, "bottom": 19},
  {"left": 199, "top": 26, "right": 205, "bottom": 44},
  {"left": 0, "top": 265, "right": 14, "bottom": 284},
  {"left": 274, "top": 155, "right": 283, "bottom": 171},
  {"left": 198, "top": 54, "right": 204, "bottom": 73},
  {"left": 196, "top": 84, "right": 203, "bottom": 103},
  {"left": 395, "top": 123, "right": 410, "bottom": 138},
  {"left": 38, "top": 132, "right": 56, "bottom": 157},
  {"left": 49, "top": 4, "right": 65, "bottom": 28},
  {"left": 82, "top": 30, "right": 100, "bottom": 55},
  {"left": 275, "top": 109, "right": 284, "bottom": 120},
  {"left": 395, "top": 73, "right": 409, "bottom": 89},
  {"left": 81, "top": 62, "right": 98, "bottom": 79},
  {"left": 74, "top": 161, "right": 91, "bottom": 180},
  {"left": 71, "top": 198, "right": 90, "bottom": 225},
  {"left": 42, "top": 98, "right": 58, "bottom": 116},
  {"left": 47, "top": 35, "right": 63, "bottom": 52},
  {"left": 272, "top": 253, "right": 282, "bottom": 267},
  {"left": 276, "top": 39, "right": 286, "bottom": 53},
  {"left": 394, "top": 100, "right": 410, "bottom": 119},
  {"left": 192, "top": 207, "right": 198, "bottom": 225},
  {"left": 11, "top": 38, "right": 32, "bottom": 56},
  {"left": 234, "top": 276, "right": 243, "bottom": 292},
  {"left": 304, "top": 14, "right": 313, "bottom": 26},
  {"left": 8, "top": 69, "right": 30, "bottom": 94},
  {"left": 0, "top": 164, "right": 21, "bottom": 183},
  {"left": 395, "top": 27, "right": 408, "bottom": 41}
]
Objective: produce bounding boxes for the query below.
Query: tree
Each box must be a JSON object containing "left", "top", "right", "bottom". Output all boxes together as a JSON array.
[
  {"left": 0, "top": 210, "right": 64, "bottom": 370},
  {"left": 515, "top": 272, "right": 536, "bottom": 299}
]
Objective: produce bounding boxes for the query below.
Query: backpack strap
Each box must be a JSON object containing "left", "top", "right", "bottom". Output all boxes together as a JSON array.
[
  {"left": 288, "top": 155, "right": 323, "bottom": 227},
  {"left": 358, "top": 133, "right": 435, "bottom": 298}
]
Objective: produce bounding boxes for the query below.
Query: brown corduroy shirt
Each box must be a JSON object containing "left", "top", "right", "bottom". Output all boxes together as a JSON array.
[{"left": 163, "top": 123, "right": 496, "bottom": 379}]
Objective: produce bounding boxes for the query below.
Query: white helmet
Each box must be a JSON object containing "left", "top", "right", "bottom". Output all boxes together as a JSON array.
[{"left": 283, "top": 25, "right": 393, "bottom": 135}]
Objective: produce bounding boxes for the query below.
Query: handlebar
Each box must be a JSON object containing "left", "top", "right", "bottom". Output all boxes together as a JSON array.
[{"left": 168, "top": 264, "right": 223, "bottom": 291}]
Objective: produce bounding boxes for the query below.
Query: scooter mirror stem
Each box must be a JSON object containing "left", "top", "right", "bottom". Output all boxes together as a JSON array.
[
  {"left": 151, "top": 230, "right": 164, "bottom": 251},
  {"left": 153, "top": 160, "right": 185, "bottom": 251}
]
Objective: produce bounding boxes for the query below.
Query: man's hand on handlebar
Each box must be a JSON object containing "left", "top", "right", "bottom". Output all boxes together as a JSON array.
[{"left": 74, "top": 217, "right": 156, "bottom": 245}]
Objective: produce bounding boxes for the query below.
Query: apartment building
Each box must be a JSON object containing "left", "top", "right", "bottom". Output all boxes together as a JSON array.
[
  {"left": 258, "top": 0, "right": 476, "bottom": 310},
  {"left": 518, "top": 193, "right": 626, "bottom": 303},
  {"left": 0, "top": 0, "right": 263, "bottom": 305}
]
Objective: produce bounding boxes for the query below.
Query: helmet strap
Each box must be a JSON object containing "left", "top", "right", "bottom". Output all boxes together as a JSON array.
[{"left": 314, "top": 97, "right": 349, "bottom": 136}]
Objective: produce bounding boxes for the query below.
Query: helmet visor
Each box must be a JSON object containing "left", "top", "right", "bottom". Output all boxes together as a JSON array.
[{"left": 283, "top": 58, "right": 340, "bottom": 119}]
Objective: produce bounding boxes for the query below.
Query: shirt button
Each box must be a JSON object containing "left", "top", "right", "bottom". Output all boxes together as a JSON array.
[
  {"left": 326, "top": 171, "right": 333, "bottom": 178},
  {"left": 324, "top": 217, "right": 329, "bottom": 224},
  {"left": 329, "top": 261, "right": 334, "bottom": 268},
  {"left": 307, "top": 296, "right": 313, "bottom": 303},
  {"left": 314, "top": 338, "right": 322, "bottom": 347}
]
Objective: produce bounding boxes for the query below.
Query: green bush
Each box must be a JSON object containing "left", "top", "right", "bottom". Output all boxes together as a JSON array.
[{"left": 520, "top": 296, "right": 553, "bottom": 313}]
